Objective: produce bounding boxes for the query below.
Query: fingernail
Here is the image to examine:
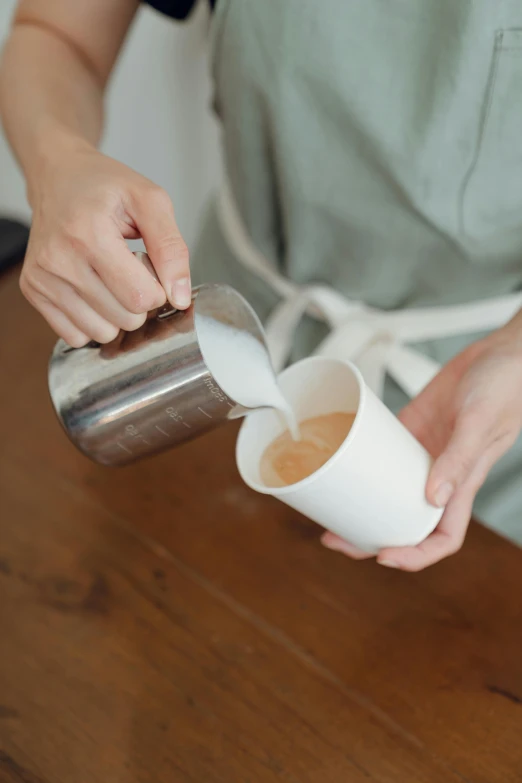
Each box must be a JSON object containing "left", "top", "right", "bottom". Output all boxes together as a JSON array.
[
  {"left": 321, "top": 534, "right": 350, "bottom": 553},
  {"left": 172, "top": 278, "right": 191, "bottom": 309},
  {"left": 434, "top": 481, "right": 453, "bottom": 508},
  {"left": 321, "top": 534, "right": 360, "bottom": 557},
  {"left": 379, "top": 560, "right": 399, "bottom": 569},
  {"left": 321, "top": 534, "right": 343, "bottom": 552}
]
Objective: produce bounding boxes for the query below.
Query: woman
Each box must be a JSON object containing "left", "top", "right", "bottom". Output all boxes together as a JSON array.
[{"left": 2, "top": 0, "right": 522, "bottom": 570}]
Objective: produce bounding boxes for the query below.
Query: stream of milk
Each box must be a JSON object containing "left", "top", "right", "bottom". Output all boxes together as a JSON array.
[{"left": 196, "top": 314, "right": 299, "bottom": 439}]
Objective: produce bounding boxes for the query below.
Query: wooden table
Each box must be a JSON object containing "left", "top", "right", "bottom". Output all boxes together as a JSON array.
[{"left": 1, "top": 269, "right": 522, "bottom": 783}]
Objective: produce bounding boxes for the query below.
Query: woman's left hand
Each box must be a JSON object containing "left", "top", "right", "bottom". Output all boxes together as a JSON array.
[{"left": 322, "top": 318, "right": 522, "bottom": 570}]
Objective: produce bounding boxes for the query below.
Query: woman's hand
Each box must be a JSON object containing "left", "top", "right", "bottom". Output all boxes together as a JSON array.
[
  {"left": 322, "top": 320, "right": 522, "bottom": 570},
  {"left": 20, "top": 140, "right": 190, "bottom": 347}
]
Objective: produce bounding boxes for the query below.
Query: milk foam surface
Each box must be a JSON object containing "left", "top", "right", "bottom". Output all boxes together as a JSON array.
[{"left": 260, "top": 413, "right": 355, "bottom": 488}]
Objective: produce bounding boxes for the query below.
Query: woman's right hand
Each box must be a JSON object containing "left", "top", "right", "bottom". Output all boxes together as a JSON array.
[{"left": 20, "top": 139, "right": 191, "bottom": 347}]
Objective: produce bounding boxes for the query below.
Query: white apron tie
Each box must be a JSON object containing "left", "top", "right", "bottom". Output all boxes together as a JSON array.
[{"left": 217, "top": 180, "right": 522, "bottom": 398}]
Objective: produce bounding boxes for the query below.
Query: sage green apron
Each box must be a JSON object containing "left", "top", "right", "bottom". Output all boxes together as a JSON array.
[{"left": 192, "top": 0, "right": 522, "bottom": 544}]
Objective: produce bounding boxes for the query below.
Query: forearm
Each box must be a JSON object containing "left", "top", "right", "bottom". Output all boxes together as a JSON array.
[{"left": 0, "top": 22, "right": 105, "bottom": 204}]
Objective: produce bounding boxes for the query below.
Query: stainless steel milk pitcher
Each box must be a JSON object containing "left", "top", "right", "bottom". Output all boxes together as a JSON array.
[{"left": 48, "top": 256, "right": 269, "bottom": 466}]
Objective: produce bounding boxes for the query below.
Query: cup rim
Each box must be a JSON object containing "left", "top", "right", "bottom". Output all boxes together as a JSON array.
[{"left": 236, "top": 356, "right": 366, "bottom": 496}]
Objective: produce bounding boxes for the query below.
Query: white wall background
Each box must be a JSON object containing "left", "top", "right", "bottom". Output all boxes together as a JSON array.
[{"left": 0, "top": 0, "right": 222, "bottom": 246}]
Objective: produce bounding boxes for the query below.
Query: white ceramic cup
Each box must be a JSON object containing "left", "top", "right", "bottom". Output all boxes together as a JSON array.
[{"left": 236, "top": 356, "right": 443, "bottom": 553}]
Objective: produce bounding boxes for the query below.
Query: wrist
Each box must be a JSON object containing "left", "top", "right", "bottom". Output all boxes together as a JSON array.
[{"left": 25, "top": 123, "right": 96, "bottom": 207}]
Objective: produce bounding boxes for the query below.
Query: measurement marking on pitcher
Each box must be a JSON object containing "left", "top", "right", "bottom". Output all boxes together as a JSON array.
[
  {"left": 155, "top": 425, "right": 169, "bottom": 437},
  {"left": 198, "top": 407, "right": 213, "bottom": 419},
  {"left": 117, "top": 442, "right": 133, "bottom": 454},
  {"left": 124, "top": 423, "right": 150, "bottom": 445},
  {"left": 166, "top": 406, "right": 191, "bottom": 428}
]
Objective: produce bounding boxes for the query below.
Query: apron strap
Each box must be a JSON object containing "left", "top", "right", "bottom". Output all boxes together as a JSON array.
[
  {"left": 217, "top": 180, "right": 522, "bottom": 399},
  {"left": 267, "top": 292, "right": 442, "bottom": 397},
  {"left": 264, "top": 286, "right": 365, "bottom": 371}
]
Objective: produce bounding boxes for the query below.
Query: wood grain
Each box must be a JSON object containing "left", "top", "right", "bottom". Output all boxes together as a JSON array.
[{"left": 1, "top": 268, "right": 522, "bottom": 782}]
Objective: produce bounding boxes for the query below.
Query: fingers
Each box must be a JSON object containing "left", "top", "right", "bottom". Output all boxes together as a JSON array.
[
  {"left": 377, "top": 483, "right": 475, "bottom": 571},
  {"left": 426, "top": 406, "right": 491, "bottom": 508},
  {"left": 131, "top": 186, "right": 191, "bottom": 309},
  {"left": 88, "top": 238, "right": 167, "bottom": 315},
  {"left": 22, "top": 229, "right": 166, "bottom": 344},
  {"left": 376, "top": 448, "right": 497, "bottom": 571},
  {"left": 321, "top": 434, "right": 509, "bottom": 572},
  {"left": 320, "top": 532, "right": 374, "bottom": 560},
  {"left": 32, "top": 297, "right": 89, "bottom": 348},
  {"left": 322, "top": 482, "right": 474, "bottom": 572},
  {"left": 38, "top": 265, "right": 148, "bottom": 334},
  {"left": 18, "top": 151, "right": 183, "bottom": 343},
  {"left": 29, "top": 276, "right": 120, "bottom": 345},
  {"left": 20, "top": 271, "right": 87, "bottom": 346},
  {"left": 75, "top": 265, "right": 149, "bottom": 332}
]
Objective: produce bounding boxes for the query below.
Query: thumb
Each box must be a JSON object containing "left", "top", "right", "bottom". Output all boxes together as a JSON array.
[
  {"left": 426, "top": 409, "right": 490, "bottom": 509},
  {"left": 133, "top": 186, "right": 191, "bottom": 309}
]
